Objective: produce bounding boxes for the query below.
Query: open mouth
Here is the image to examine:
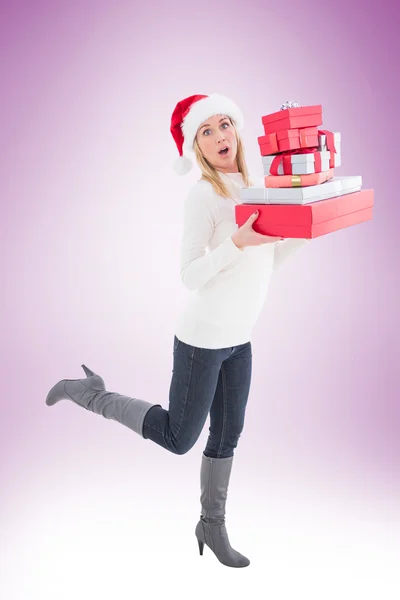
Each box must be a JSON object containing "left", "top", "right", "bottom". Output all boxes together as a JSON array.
[{"left": 218, "top": 146, "right": 230, "bottom": 156}]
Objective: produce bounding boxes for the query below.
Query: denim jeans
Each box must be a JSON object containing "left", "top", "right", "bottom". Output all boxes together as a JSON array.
[{"left": 142, "top": 335, "right": 252, "bottom": 458}]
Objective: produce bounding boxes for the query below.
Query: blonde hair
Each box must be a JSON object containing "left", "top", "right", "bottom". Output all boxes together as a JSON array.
[{"left": 192, "top": 118, "right": 254, "bottom": 198}]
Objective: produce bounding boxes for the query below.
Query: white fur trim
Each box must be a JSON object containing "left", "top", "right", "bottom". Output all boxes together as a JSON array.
[
  {"left": 173, "top": 154, "right": 193, "bottom": 175},
  {"left": 181, "top": 93, "right": 244, "bottom": 157}
]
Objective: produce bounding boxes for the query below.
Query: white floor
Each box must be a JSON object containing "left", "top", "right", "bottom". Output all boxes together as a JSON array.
[{"left": 1, "top": 444, "right": 400, "bottom": 600}]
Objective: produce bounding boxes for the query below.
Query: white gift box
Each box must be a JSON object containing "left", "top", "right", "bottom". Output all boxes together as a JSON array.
[
  {"left": 240, "top": 185, "right": 266, "bottom": 201},
  {"left": 240, "top": 175, "right": 362, "bottom": 205},
  {"left": 262, "top": 151, "right": 331, "bottom": 175},
  {"left": 331, "top": 151, "right": 341, "bottom": 167},
  {"left": 318, "top": 131, "right": 341, "bottom": 149},
  {"left": 318, "top": 132, "right": 341, "bottom": 167},
  {"left": 339, "top": 176, "right": 362, "bottom": 193}
]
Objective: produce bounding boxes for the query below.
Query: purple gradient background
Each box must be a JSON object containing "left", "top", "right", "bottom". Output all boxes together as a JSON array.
[{"left": 1, "top": 0, "right": 400, "bottom": 593}]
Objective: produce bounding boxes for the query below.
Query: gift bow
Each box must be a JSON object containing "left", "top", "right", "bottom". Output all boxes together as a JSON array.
[{"left": 280, "top": 100, "right": 301, "bottom": 110}]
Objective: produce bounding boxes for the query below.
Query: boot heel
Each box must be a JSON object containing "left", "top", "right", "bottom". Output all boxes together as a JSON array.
[
  {"left": 197, "top": 538, "right": 204, "bottom": 556},
  {"left": 81, "top": 364, "right": 96, "bottom": 377}
]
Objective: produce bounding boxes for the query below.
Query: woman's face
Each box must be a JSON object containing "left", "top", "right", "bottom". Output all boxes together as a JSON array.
[{"left": 195, "top": 114, "right": 238, "bottom": 173}]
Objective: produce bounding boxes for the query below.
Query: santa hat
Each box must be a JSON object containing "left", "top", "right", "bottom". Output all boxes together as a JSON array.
[{"left": 170, "top": 93, "right": 244, "bottom": 175}]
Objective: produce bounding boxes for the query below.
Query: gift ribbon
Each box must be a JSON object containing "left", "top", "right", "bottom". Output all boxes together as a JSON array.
[
  {"left": 290, "top": 175, "right": 302, "bottom": 187},
  {"left": 269, "top": 127, "right": 319, "bottom": 170},
  {"left": 270, "top": 148, "right": 322, "bottom": 176},
  {"left": 317, "top": 129, "right": 337, "bottom": 168}
]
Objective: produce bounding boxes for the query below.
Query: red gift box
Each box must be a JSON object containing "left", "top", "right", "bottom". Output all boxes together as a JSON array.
[
  {"left": 258, "top": 127, "right": 319, "bottom": 156},
  {"left": 258, "top": 132, "right": 279, "bottom": 155},
  {"left": 276, "top": 126, "right": 318, "bottom": 141},
  {"left": 264, "top": 168, "right": 333, "bottom": 188},
  {"left": 262, "top": 105, "right": 322, "bottom": 134},
  {"left": 235, "top": 189, "right": 374, "bottom": 238}
]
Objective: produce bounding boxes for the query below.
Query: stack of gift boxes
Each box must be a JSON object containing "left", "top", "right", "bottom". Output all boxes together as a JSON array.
[{"left": 235, "top": 102, "right": 374, "bottom": 238}]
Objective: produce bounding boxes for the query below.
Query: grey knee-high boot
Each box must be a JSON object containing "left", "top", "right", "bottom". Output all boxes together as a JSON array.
[
  {"left": 194, "top": 454, "right": 250, "bottom": 568},
  {"left": 46, "top": 364, "right": 160, "bottom": 437}
]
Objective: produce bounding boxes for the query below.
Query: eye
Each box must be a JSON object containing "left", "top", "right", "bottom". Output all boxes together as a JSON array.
[{"left": 203, "top": 121, "right": 230, "bottom": 136}]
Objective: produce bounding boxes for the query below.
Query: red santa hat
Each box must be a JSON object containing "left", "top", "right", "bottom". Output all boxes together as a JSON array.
[{"left": 170, "top": 93, "right": 244, "bottom": 175}]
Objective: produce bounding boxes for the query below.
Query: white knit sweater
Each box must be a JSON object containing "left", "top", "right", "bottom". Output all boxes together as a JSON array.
[{"left": 173, "top": 171, "right": 310, "bottom": 349}]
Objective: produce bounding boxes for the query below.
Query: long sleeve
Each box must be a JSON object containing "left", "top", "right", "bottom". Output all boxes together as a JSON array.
[
  {"left": 180, "top": 187, "right": 243, "bottom": 291},
  {"left": 273, "top": 238, "right": 311, "bottom": 272}
]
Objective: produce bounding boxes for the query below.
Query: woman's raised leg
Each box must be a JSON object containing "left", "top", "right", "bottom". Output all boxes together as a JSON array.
[{"left": 46, "top": 336, "right": 232, "bottom": 456}]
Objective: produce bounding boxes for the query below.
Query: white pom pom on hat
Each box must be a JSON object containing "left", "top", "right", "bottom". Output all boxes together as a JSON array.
[
  {"left": 173, "top": 154, "right": 193, "bottom": 176},
  {"left": 170, "top": 93, "right": 244, "bottom": 176}
]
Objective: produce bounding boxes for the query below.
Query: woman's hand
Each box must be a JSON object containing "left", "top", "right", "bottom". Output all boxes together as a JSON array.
[{"left": 232, "top": 210, "right": 283, "bottom": 250}]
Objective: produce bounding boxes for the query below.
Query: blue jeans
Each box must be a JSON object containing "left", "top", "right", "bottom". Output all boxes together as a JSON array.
[{"left": 142, "top": 335, "right": 252, "bottom": 457}]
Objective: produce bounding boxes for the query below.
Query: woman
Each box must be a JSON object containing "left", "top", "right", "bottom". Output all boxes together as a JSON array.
[{"left": 45, "top": 93, "right": 310, "bottom": 568}]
